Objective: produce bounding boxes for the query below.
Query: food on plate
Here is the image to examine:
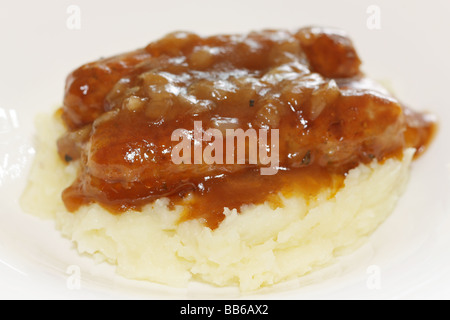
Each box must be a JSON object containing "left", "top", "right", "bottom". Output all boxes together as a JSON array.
[{"left": 21, "top": 27, "right": 436, "bottom": 291}]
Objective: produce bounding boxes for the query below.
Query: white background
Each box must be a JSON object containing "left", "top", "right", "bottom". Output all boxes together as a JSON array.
[{"left": 0, "top": 0, "right": 449, "bottom": 299}]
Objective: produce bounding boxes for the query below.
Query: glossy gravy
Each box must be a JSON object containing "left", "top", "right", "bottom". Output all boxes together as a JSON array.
[{"left": 57, "top": 28, "right": 435, "bottom": 228}]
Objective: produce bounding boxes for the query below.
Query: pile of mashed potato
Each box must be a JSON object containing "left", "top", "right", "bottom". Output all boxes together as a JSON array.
[{"left": 20, "top": 112, "right": 414, "bottom": 291}]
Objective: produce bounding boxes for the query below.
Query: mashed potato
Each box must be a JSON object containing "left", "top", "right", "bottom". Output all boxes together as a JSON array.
[{"left": 20, "top": 112, "right": 414, "bottom": 291}]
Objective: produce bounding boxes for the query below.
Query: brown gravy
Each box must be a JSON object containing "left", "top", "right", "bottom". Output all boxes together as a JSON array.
[{"left": 57, "top": 28, "right": 436, "bottom": 228}]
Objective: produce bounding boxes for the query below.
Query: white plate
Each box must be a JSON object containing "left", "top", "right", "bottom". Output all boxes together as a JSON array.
[{"left": 1, "top": 0, "right": 449, "bottom": 299}]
